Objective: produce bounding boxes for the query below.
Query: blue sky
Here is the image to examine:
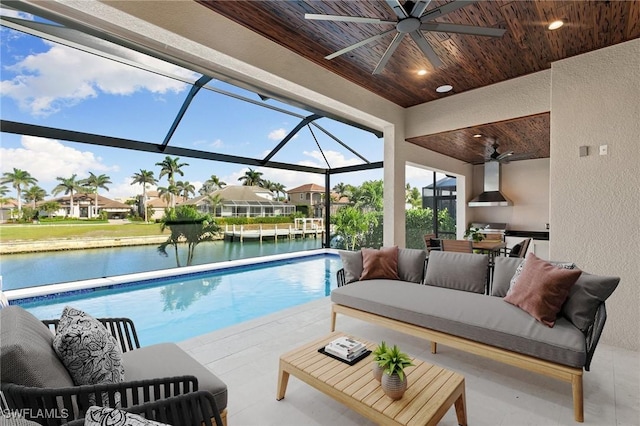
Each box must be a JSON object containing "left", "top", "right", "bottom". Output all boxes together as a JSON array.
[{"left": 0, "top": 8, "right": 434, "bottom": 201}]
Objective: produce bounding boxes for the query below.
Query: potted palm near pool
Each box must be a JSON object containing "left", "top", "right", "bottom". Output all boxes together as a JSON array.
[{"left": 377, "top": 344, "right": 415, "bottom": 400}]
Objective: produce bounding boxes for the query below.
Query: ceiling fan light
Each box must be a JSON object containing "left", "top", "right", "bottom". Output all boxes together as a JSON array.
[
  {"left": 548, "top": 20, "right": 564, "bottom": 30},
  {"left": 417, "top": 69, "right": 428, "bottom": 76},
  {"left": 473, "top": 134, "right": 482, "bottom": 138},
  {"left": 436, "top": 84, "right": 453, "bottom": 93}
]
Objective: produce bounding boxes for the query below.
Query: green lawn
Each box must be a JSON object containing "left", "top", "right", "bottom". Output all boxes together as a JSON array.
[{"left": 0, "top": 222, "right": 168, "bottom": 242}]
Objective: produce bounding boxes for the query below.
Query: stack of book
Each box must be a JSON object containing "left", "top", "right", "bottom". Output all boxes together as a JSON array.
[{"left": 324, "top": 336, "right": 367, "bottom": 361}]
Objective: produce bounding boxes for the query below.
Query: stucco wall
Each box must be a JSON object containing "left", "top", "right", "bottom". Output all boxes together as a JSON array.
[{"left": 550, "top": 39, "right": 640, "bottom": 350}]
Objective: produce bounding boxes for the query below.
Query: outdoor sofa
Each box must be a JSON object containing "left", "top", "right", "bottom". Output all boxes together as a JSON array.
[
  {"left": 331, "top": 248, "right": 620, "bottom": 422},
  {"left": 0, "top": 306, "right": 227, "bottom": 425}
]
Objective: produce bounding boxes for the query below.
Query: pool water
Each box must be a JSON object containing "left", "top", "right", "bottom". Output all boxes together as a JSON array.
[{"left": 18, "top": 255, "right": 341, "bottom": 346}]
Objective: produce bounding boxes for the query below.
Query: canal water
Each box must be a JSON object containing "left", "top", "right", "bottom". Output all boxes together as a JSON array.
[{"left": 0, "top": 239, "right": 323, "bottom": 290}]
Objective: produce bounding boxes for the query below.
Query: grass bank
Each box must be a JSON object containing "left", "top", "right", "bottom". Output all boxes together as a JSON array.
[{"left": 0, "top": 222, "right": 168, "bottom": 242}]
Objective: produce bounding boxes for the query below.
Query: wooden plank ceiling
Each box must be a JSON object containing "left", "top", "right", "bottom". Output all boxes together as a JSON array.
[{"left": 198, "top": 1, "right": 638, "bottom": 163}]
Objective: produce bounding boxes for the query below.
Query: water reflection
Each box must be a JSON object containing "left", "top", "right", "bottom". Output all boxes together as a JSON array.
[{"left": 161, "top": 276, "right": 222, "bottom": 311}]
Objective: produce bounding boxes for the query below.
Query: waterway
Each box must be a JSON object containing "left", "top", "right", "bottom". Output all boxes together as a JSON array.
[{"left": 0, "top": 239, "right": 322, "bottom": 290}]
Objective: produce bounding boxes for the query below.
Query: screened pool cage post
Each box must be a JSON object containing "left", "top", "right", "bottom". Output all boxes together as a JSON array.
[{"left": 324, "top": 171, "right": 331, "bottom": 248}]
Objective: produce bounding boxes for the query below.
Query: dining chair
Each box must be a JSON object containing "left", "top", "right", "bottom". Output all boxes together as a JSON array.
[
  {"left": 423, "top": 234, "right": 441, "bottom": 253},
  {"left": 441, "top": 239, "right": 473, "bottom": 253},
  {"left": 506, "top": 238, "right": 531, "bottom": 258}
]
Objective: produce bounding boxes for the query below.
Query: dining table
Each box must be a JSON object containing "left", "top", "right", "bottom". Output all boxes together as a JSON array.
[{"left": 471, "top": 240, "right": 507, "bottom": 294}]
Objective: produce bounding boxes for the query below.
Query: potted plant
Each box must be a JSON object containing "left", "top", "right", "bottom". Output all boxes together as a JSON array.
[
  {"left": 464, "top": 226, "right": 485, "bottom": 242},
  {"left": 371, "top": 341, "right": 388, "bottom": 381},
  {"left": 377, "top": 344, "right": 414, "bottom": 399}
]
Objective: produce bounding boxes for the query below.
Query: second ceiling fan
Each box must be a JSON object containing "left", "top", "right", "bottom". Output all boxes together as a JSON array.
[{"left": 305, "top": 0, "right": 506, "bottom": 74}]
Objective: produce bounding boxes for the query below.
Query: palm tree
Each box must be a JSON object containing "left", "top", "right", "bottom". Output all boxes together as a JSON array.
[
  {"left": 1, "top": 168, "right": 38, "bottom": 213},
  {"left": 155, "top": 156, "right": 189, "bottom": 208},
  {"left": 83, "top": 172, "right": 112, "bottom": 217},
  {"left": 175, "top": 180, "right": 195, "bottom": 201},
  {"left": 157, "top": 185, "right": 179, "bottom": 206},
  {"left": 131, "top": 169, "right": 157, "bottom": 222},
  {"left": 237, "top": 168, "right": 263, "bottom": 186},
  {"left": 332, "top": 182, "right": 348, "bottom": 198},
  {"left": 204, "top": 194, "right": 224, "bottom": 215},
  {"left": 52, "top": 174, "right": 82, "bottom": 218},
  {"left": 23, "top": 185, "right": 47, "bottom": 209},
  {"left": 0, "top": 185, "right": 9, "bottom": 197},
  {"left": 205, "top": 175, "right": 226, "bottom": 190},
  {"left": 157, "top": 205, "right": 220, "bottom": 267},
  {"left": 272, "top": 182, "right": 286, "bottom": 201}
]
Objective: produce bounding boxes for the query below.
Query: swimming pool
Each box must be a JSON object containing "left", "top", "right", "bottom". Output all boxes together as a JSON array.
[{"left": 14, "top": 253, "right": 342, "bottom": 346}]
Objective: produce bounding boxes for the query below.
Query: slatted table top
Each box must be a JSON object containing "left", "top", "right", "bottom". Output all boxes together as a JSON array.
[{"left": 277, "top": 332, "right": 467, "bottom": 426}]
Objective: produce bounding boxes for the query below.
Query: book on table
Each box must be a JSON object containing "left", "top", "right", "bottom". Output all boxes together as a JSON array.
[{"left": 324, "top": 337, "right": 367, "bottom": 361}]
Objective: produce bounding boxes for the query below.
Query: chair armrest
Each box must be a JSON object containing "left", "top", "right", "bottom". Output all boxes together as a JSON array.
[
  {"left": 42, "top": 317, "right": 141, "bottom": 352},
  {"left": 584, "top": 302, "right": 607, "bottom": 371},
  {"left": 1, "top": 376, "right": 198, "bottom": 425},
  {"left": 65, "top": 390, "right": 223, "bottom": 426}
]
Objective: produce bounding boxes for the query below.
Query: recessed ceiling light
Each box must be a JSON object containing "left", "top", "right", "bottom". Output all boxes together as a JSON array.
[
  {"left": 417, "top": 69, "right": 428, "bottom": 76},
  {"left": 473, "top": 134, "right": 482, "bottom": 138},
  {"left": 436, "top": 85, "right": 453, "bottom": 93},
  {"left": 548, "top": 20, "right": 564, "bottom": 30}
]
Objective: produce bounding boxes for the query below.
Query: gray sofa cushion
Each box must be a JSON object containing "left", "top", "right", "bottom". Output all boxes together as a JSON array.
[
  {"left": 424, "top": 251, "right": 489, "bottom": 294},
  {"left": 331, "top": 280, "right": 586, "bottom": 367},
  {"left": 338, "top": 250, "right": 363, "bottom": 284},
  {"left": 122, "top": 343, "right": 227, "bottom": 411},
  {"left": 492, "top": 257, "right": 525, "bottom": 297},
  {"left": 561, "top": 273, "right": 620, "bottom": 333},
  {"left": 0, "top": 306, "right": 75, "bottom": 388},
  {"left": 397, "top": 248, "right": 427, "bottom": 283}
]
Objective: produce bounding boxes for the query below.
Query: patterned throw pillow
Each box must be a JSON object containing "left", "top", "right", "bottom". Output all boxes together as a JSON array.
[
  {"left": 52, "top": 306, "right": 125, "bottom": 392},
  {"left": 84, "top": 406, "right": 169, "bottom": 426}
]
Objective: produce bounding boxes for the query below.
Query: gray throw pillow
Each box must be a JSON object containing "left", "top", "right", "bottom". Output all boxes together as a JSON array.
[
  {"left": 338, "top": 250, "right": 363, "bottom": 283},
  {"left": 491, "top": 257, "right": 525, "bottom": 297},
  {"left": 424, "top": 251, "right": 489, "bottom": 294},
  {"left": 52, "top": 306, "right": 125, "bottom": 389},
  {"left": 0, "top": 306, "right": 74, "bottom": 388},
  {"left": 397, "top": 248, "right": 427, "bottom": 283},
  {"left": 561, "top": 273, "right": 620, "bottom": 333},
  {"left": 84, "top": 406, "right": 168, "bottom": 426}
]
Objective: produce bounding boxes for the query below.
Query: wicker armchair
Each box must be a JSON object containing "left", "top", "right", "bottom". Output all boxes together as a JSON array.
[{"left": 0, "top": 307, "right": 227, "bottom": 426}]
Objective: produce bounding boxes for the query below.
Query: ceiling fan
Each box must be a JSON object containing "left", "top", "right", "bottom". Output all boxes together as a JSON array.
[
  {"left": 305, "top": 0, "right": 506, "bottom": 74},
  {"left": 487, "top": 141, "right": 514, "bottom": 163}
]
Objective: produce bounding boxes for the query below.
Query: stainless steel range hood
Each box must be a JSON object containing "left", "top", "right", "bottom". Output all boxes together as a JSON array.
[{"left": 468, "top": 160, "right": 512, "bottom": 207}]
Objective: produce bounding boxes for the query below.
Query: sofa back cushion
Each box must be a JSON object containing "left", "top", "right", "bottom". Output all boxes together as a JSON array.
[
  {"left": 397, "top": 248, "right": 427, "bottom": 283},
  {"left": 424, "top": 251, "right": 489, "bottom": 294},
  {"left": 491, "top": 257, "right": 525, "bottom": 297},
  {"left": 0, "top": 306, "right": 75, "bottom": 387}
]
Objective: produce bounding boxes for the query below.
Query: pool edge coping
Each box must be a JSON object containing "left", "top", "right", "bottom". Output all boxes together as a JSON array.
[{"left": 6, "top": 248, "right": 340, "bottom": 302}]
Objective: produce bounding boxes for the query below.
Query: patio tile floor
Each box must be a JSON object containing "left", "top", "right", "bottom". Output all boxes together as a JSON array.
[{"left": 179, "top": 298, "right": 640, "bottom": 426}]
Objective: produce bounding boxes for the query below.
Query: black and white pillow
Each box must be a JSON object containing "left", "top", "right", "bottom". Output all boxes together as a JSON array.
[
  {"left": 84, "top": 406, "right": 169, "bottom": 426},
  {"left": 52, "top": 306, "right": 125, "bottom": 390}
]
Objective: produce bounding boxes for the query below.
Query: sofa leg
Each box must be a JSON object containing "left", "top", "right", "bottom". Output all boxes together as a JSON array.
[
  {"left": 330, "top": 309, "right": 337, "bottom": 332},
  {"left": 431, "top": 341, "right": 437, "bottom": 354},
  {"left": 572, "top": 374, "right": 584, "bottom": 422}
]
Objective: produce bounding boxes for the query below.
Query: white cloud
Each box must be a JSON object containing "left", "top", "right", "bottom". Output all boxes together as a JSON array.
[
  {"left": 268, "top": 128, "right": 298, "bottom": 141},
  {"left": 299, "top": 150, "right": 361, "bottom": 169},
  {"left": 0, "top": 8, "right": 33, "bottom": 19},
  {"left": 0, "top": 135, "right": 117, "bottom": 184},
  {"left": 193, "top": 138, "right": 224, "bottom": 150},
  {"left": 1, "top": 41, "right": 194, "bottom": 116}
]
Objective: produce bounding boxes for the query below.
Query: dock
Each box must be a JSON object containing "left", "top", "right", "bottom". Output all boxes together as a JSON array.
[{"left": 223, "top": 219, "right": 324, "bottom": 242}]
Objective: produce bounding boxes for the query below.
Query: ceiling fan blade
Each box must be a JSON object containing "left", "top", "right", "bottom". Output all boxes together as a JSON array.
[
  {"left": 385, "top": 0, "right": 409, "bottom": 19},
  {"left": 421, "top": 0, "right": 477, "bottom": 22},
  {"left": 409, "top": 0, "right": 433, "bottom": 18},
  {"left": 420, "top": 22, "right": 506, "bottom": 37},
  {"left": 497, "top": 151, "right": 514, "bottom": 161},
  {"left": 373, "top": 33, "right": 405, "bottom": 74},
  {"left": 409, "top": 31, "right": 443, "bottom": 68},
  {"left": 304, "top": 13, "right": 396, "bottom": 25},
  {"left": 325, "top": 29, "right": 396, "bottom": 60}
]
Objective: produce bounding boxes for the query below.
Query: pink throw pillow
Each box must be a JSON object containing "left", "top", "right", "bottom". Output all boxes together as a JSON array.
[
  {"left": 360, "top": 246, "right": 400, "bottom": 281},
  {"left": 504, "top": 253, "right": 582, "bottom": 327}
]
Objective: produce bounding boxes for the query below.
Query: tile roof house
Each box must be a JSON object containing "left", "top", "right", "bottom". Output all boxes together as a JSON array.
[
  {"left": 287, "top": 183, "right": 350, "bottom": 217},
  {"left": 46, "top": 193, "right": 132, "bottom": 219},
  {"left": 181, "top": 185, "right": 295, "bottom": 218}
]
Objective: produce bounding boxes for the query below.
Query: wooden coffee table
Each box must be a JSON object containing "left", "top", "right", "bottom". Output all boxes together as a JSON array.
[{"left": 277, "top": 332, "right": 467, "bottom": 426}]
